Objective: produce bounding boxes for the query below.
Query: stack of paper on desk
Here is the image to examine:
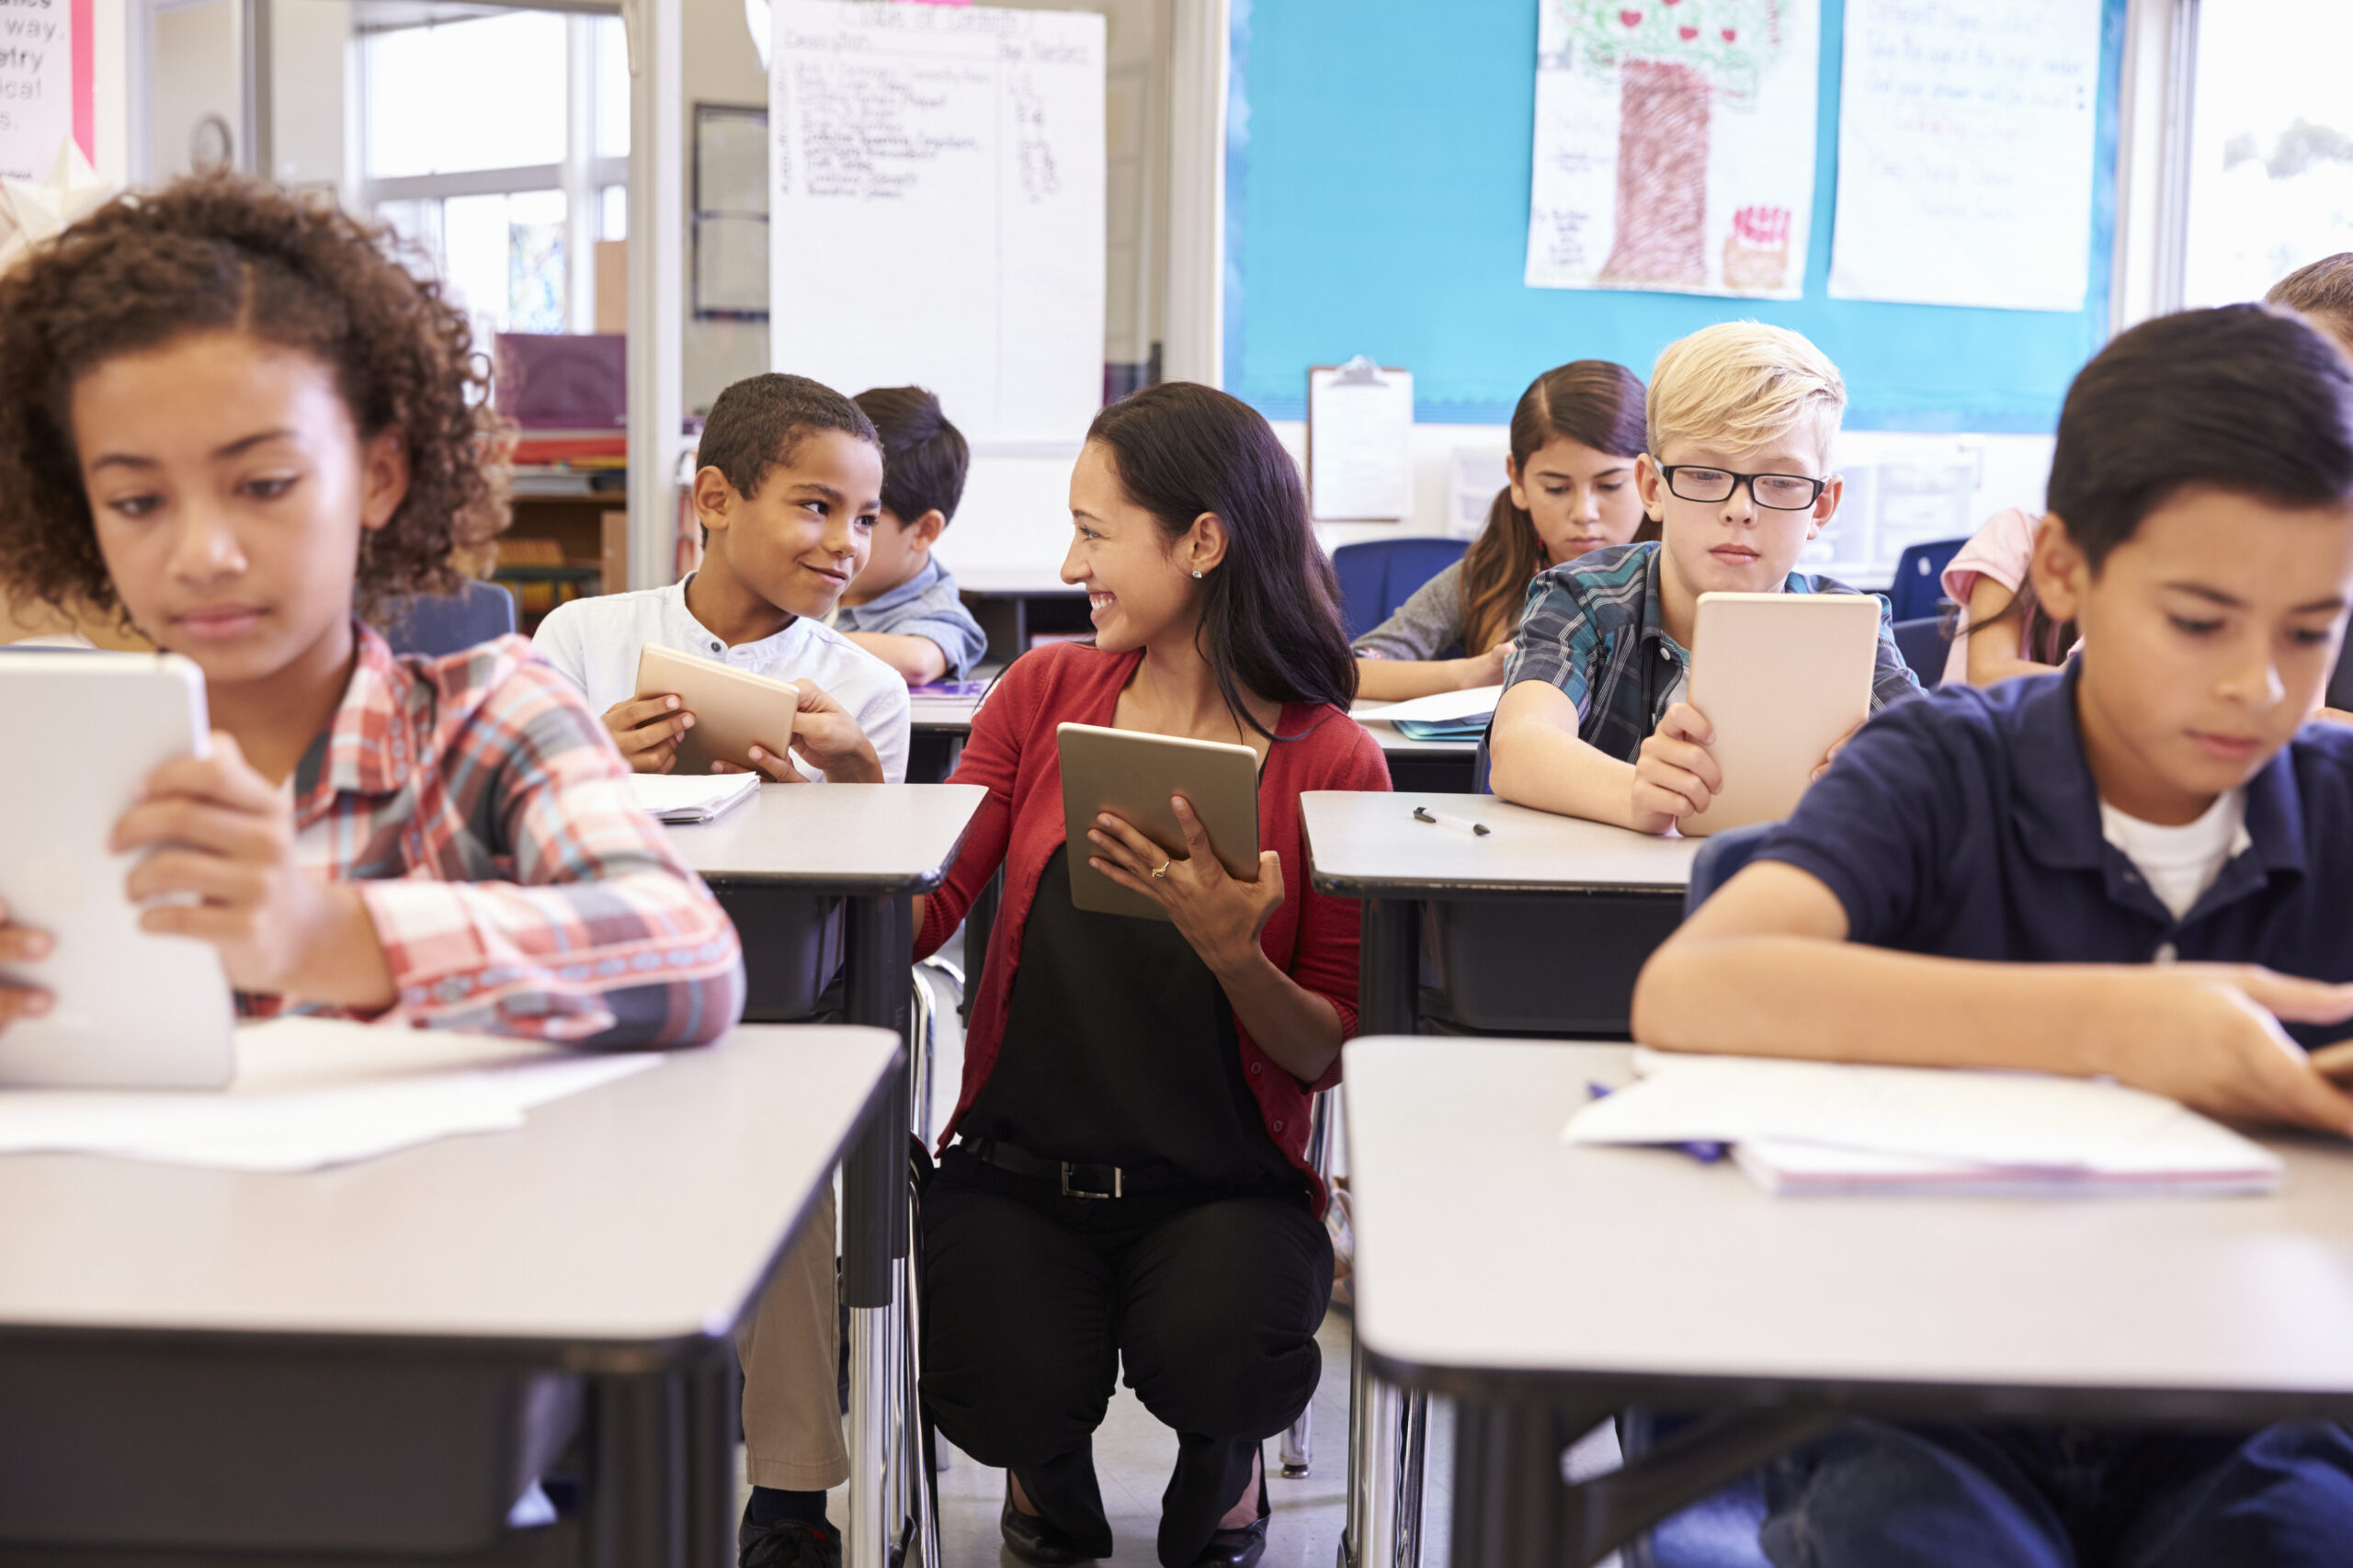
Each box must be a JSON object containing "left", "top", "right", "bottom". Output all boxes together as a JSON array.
[
  {"left": 1357, "top": 684, "right": 1504, "bottom": 741},
  {"left": 1564, "top": 1050, "right": 2281, "bottom": 1196},
  {"left": 629, "top": 770, "right": 761, "bottom": 823},
  {"left": 0, "top": 1017, "right": 661, "bottom": 1173}
]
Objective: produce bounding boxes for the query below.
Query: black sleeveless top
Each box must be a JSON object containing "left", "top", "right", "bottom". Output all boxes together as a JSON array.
[{"left": 961, "top": 846, "right": 1301, "bottom": 1192}]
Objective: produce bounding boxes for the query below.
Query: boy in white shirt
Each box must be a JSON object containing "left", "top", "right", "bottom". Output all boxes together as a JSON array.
[
  {"left": 532, "top": 372, "right": 910, "bottom": 1568},
  {"left": 535, "top": 372, "right": 912, "bottom": 786}
]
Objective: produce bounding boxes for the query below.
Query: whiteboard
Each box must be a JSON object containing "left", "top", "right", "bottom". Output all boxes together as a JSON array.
[
  {"left": 768, "top": 0, "right": 1107, "bottom": 445},
  {"left": 1828, "top": 0, "right": 2103, "bottom": 312}
]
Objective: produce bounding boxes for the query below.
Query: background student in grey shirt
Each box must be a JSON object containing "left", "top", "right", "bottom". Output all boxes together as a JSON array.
[
  {"left": 836, "top": 386, "right": 991, "bottom": 683},
  {"left": 1355, "top": 361, "right": 1654, "bottom": 700}
]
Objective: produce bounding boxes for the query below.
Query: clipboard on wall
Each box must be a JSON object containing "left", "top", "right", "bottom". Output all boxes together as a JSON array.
[{"left": 1307, "top": 357, "right": 1415, "bottom": 521}]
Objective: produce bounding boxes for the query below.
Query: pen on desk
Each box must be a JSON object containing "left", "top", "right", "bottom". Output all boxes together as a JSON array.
[
  {"left": 1412, "top": 805, "right": 1490, "bottom": 836},
  {"left": 1586, "top": 1081, "right": 1727, "bottom": 1165}
]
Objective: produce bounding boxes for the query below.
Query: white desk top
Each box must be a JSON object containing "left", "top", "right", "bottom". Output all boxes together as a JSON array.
[
  {"left": 1346, "top": 1039, "right": 2353, "bottom": 1409},
  {"left": 1349, "top": 702, "right": 1478, "bottom": 756},
  {"left": 666, "top": 782, "right": 986, "bottom": 891},
  {"left": 0, "top": 1025, "right": 894, "bottom": 1354},
  {"left": 1302, "top": 790, "right": 1697, "bottom": 896},
  {"left": 909, "top": 695, "right": 982, "bottom": 733}
]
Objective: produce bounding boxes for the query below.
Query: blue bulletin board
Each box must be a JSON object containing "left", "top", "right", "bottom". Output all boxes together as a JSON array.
[{"left": 1222, "top": 0, "right": 2126, "bottom": 433}]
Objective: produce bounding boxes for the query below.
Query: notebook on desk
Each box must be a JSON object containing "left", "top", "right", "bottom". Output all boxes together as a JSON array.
[
  {"left": 1565, "top": 1050, "right": 2282, "bottom": 1197},
  {"left": 629, "top": 771, "right": 760, "bottom": 824}
]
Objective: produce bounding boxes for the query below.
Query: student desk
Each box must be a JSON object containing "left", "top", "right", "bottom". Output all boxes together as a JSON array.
[
  {"left": 1347, "top": 1035, "right": 2353, "bottom": 1568},
  {"left": 1347, "top": 703, "right": 1480, "bottom": 795},
  {"left": 907, "top": 685, "right": 988, "bottom": 785},
  {"left": 1300, "top": 791, "right": 1699, "bottom": 1037},
  {"left": 667, "top": 781, "right": 986, "bottom": 1568},
  {"left": 0, "top": 1023, "right": 899, "bottom": 1567}
]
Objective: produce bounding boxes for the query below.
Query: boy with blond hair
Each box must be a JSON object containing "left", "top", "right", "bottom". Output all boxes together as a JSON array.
[{"left": 1488, "top": 321, "right": 1920, "bottom": 829}]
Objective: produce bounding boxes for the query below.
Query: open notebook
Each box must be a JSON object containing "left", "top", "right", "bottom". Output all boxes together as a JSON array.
[
  {"left": 1357, "top": 683, "right": 1503, "bottom": 741},
  {"left": 629, "top": 770, "right": 761, "bottom": 824},
  {"left": 1564, "top": 1050, "right": 2282, "bottom": 1197}
]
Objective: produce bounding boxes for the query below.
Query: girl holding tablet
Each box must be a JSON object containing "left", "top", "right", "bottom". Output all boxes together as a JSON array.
[
  {"left": 1353, "top": 359, "right": 1653, "bottom": 700},
  {"left": 0, "top": 176, "right": 741, "bottom": 1042},
  {"left": 914, "top": 383, "right": 1390, "bottom": 1568}
]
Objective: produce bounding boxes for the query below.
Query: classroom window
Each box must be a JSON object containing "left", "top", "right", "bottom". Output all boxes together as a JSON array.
[
  {"left": 360, "top": 11, "right": 627, "bottom": 338},
  {"left": 2182, "top": 0, "right": 2353, "bottom": 305}
]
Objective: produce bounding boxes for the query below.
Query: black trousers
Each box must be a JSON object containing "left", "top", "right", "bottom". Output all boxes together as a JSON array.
[{"left": 918, "top": 1153, "right": 1333, "bottom": 1568}]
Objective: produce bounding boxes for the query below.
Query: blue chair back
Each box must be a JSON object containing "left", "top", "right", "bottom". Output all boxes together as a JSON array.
[
  {"left": 1887, "top": 538, "right": 1966, "bottom": 623},
  {"left": 385, "top": 579, "right": 517, "bottom": 658},
  {"left": 1332, "top": 538, "right": 1470, "bottom": 643},
  {"left": 1620, "top": 1410, "right": 1773, "bottom": 1568},
  {"left": 1890, "top": 615, "right": 1949, "bottom": 689},
  {"left": 1684, "top": 822, "right": 1779, "bottom": 915}
]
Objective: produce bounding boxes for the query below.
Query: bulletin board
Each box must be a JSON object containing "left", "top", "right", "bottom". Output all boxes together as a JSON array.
[{"left": 1221, "top": 0, "right": 2127, "bottom": 434}]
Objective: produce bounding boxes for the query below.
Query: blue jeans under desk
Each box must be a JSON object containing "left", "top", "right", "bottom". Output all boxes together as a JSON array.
[{"left": 1758, "top": 1418, "right": 2353, "bottom": 1568}]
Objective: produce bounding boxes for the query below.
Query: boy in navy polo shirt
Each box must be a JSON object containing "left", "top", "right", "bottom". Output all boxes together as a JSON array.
[{"left": 1634, "top": 304, "right": 2353, "bottom": 1563}]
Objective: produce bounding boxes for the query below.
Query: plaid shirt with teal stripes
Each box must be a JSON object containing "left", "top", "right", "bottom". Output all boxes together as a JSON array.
[{"left": 1500, "top": 541, "right": 1923, "bottom": 764}]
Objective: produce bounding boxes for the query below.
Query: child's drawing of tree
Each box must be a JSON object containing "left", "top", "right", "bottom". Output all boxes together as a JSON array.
[{"left": 1552, "top": 0, "right": 1783, "bottom": 288}]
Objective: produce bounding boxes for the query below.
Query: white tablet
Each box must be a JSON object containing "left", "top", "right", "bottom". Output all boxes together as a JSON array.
[
  {"left": 1057, "top": 723, "right": 1260, "bottom": 922},
  {"left": 634, "top": 642, "right": 799, "bottom": 777},
  {"left": 0, "top": 653, "right": 234, "bottom": 1088},
  {"left": 1682, "top": 592, "right": 1882, "bottom": 836}
]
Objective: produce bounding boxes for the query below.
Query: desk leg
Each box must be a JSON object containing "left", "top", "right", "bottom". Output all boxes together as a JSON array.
[
  {"left": 1448, "top": 1396, "right": 1836, "bottom": 1568},
  {"left": 1358, "top": 898, "right": 1419, "bottom": 1038},
  {"left": 843, "top": 893, "right": 915, "bottom": 1568}
]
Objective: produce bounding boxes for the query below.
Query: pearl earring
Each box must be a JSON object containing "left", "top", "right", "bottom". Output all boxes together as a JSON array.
[{"left": 1192, "top": 569, "right": 1204, "bottom": 579}]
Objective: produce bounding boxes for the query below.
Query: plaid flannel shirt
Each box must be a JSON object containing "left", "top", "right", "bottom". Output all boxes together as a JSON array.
[
  {"left": 1501, "top": 541, "right": 1924, "bottom": 763},
  {"left": 255, "top": 624, "right": 745, "bottom": 1044}
]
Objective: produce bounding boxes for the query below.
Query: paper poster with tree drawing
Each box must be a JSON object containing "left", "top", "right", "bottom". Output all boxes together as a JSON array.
[{"left": 1527, "top": 0, "right": 1819, "bottom": 298}]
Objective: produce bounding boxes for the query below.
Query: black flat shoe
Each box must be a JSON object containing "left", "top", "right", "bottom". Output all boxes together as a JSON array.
[
  {"left": 1002, "top": 1492, "right": 1090, "bottom": 1566},
  {"left": 1190, "top": 1471, "right": 1270, "bottom": 1568}
]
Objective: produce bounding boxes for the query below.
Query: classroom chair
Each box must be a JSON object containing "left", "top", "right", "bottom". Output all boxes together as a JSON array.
[
  {"left": 1886, "top": 538, "right": 1966, "bottom": 624},
  {"left": 1890, "top": 615, "right": 1949, "bottom": 690},
  {"left": 1331, "top": 539, "right": 1469, "bottom": 643},
  {"left": 382, "top": 578, "right": 517, "bottom": 658}
]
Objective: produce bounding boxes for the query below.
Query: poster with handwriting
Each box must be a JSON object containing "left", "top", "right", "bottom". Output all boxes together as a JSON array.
[
  {"left": 1527, "top": 0, "right": 1819, "bottom": 299},
  {"left": 1828, "top": 0, "right": 2102, "bottom": 312},
  {"left": 0, "top": 0, "right": 86, "bottom": 183},
  {"left": 769, "top": 0, "right": 1105, "bottom": 446}
]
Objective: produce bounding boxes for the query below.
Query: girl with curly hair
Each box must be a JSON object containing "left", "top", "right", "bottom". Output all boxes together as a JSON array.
[{"left": 0, "top": 175, "right": 743, "bottom": 1044}]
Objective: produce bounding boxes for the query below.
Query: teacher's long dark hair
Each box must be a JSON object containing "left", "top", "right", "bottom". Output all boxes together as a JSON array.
[{"left": 1086, "top": 382, "right": 1358, "bottom": 739}]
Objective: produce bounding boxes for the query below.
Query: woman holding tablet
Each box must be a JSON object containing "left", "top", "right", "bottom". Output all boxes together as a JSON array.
[{"left": 914, "top": 382, "right": 1390, "bottom": 1568}]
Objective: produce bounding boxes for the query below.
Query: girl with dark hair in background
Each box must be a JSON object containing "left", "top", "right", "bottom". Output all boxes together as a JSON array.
[
  {"left": 1354, "top": 359, "right": 1651, "bottom": 700},
  {"left": 912, "top": 381, "right": 1390, "bottom": 1568}
]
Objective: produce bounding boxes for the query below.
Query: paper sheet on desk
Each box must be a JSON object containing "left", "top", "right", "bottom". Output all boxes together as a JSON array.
[
  {"left": 0, "top": 1017, "right": 661, "bottom": 1172},
  {"left": 1565, "top": 1050, "right": 2280, "bottom": 1195}
]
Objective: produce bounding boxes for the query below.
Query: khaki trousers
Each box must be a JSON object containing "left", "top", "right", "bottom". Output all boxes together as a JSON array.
[{"left": 737, "top": 1185, "right": 850, "bottom": 1491}]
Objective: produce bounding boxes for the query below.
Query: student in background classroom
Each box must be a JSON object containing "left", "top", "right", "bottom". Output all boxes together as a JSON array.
[
  {"left": 1354, "top": 359, "right": 1654, "bottom": 701},
  {"left": 0, "top": 176, "right": 742, "bottom": 1042},
  {"left": 532, "top": 371, "right": 913, "bottom": 1568},
  {"left": 1938, "top": 506, "right": 2077, "bottom": 687},
  {"left": 2269, "top": 252, "right": 2353, "bottom": 724},
  {"left": 833, "top": 384, "right": 989, "bottom": 683},
  {"left": 1636, "top": 304, "right": 2353, "bottom": 1567},
  {"left": 533, "top": 372, "right": 912, "bottom": 786},
  {"left": 1487, "top": 323, "right": 1920, "bottom": 831},
  {"left": 912, "top": 383, "right": 1390, "bottom": 1568}
]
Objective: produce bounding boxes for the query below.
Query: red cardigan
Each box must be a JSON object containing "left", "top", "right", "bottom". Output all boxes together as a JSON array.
[{"left": 916, "top": 642, "right": 1392, "bottom": 1209}]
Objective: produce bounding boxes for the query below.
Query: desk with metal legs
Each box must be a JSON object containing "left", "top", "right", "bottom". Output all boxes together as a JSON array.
[
  {"left": 0, "top": 1025, "right": 899, "bottom": 1567},
  {"left": 1347, "top": 1037, "right": 2353, "bottom": 1568},
  {"left": 669, "top": 783, "right": 988, "bottom": 1568}
]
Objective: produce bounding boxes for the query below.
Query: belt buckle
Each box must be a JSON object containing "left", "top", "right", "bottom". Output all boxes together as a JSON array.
[{"left": 1060, "top": 1161, "right": 1122, "bottom": 1199}]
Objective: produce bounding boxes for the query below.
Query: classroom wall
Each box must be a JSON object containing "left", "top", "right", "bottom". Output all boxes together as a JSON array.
[
  {"left": 150, "top": 0, "right": 236, "bottom": 181},
  {"left": 683, "top": 0, "right": 767, "bottom": 415}
]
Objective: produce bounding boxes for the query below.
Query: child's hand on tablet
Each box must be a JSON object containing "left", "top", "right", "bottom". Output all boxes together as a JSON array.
[
  {"left": 718, "top": 680, "right": 883, "bottom": 785},
  {"left": 0, "top": 899, "right": 54, "bottom": 1027},
  {"left": 1086, "top": 795, "right": 1280, "bottom": 973},
  {"left": 112, "top": 733, "right": 396, "bottom": 1010},
  {"left": 601, "top": 694, "right": 695, "bottom": 773},
  {"left": 1631, "top": 701, "right": 1721, "bottom": 835}
]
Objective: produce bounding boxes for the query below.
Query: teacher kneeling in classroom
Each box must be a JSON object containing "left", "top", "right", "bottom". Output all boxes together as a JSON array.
[{"left": 914, "top": 381, "right": 1391, "bottom": 1568}]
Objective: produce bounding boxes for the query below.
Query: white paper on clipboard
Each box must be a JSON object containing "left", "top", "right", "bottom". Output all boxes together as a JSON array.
[{"left": 1309, "top": 358, "right": 1415, "bottom": 521}]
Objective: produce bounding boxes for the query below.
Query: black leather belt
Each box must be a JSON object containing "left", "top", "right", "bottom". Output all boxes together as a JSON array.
[{"left": 955, "top": 1138, "right": 1128, "bottom": 1199}]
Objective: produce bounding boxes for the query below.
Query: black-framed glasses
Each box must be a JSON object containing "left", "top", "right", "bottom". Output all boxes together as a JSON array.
[{"left": 1658, "top": 465, "right": 1826, "bottom": 511}]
